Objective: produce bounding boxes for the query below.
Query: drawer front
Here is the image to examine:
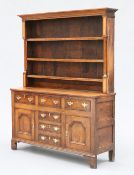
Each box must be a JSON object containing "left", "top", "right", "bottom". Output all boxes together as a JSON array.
[
  {"left": 39, "top": 111, "right": 61, "bottom": 123},
  {"left": 15, "top": 92, "right": 35, "bottom": 105},
  {"left": 39, "top": 134, "right": 61, "bottom": 147},
  {"left": 38, "top": 94, "right": 61, "bottom": 108},
  {"left": 65, "top": 97, "right": 91, "bottom": 112},
  {"left": 39, "top": 123, "right": 61, "bottom": 134}
]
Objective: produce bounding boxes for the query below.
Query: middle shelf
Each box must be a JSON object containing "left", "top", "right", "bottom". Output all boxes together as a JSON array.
[
  {"left": 27, "top": 58, "right": 104, "bottom": 63},
  {"left": 26, "top": 36, "right": 106, "bottom": 42},
  {"left": 27, "top": 40, "right": 103, "bottom": 59}
]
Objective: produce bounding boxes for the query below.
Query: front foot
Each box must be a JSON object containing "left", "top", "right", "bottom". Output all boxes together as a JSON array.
[
  {"left": 109, "top": 150, "right": 115, "bottom": 161},
  {"left": 11, "top": 139, "right": 17, "bottom": 150},
  {"left": 85, "top": 155, "right": 97, "bottom": 169}
]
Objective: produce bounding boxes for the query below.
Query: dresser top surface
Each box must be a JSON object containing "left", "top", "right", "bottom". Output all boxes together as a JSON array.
[
  {"left": 18, "top": 8, "right": 117, "bottom": 20},
  {"left": 11, "top": 87, "right": 115, "bottom": 98}
]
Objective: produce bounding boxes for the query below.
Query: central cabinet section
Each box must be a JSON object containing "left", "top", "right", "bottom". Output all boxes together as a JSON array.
[
  {"left": 38, "top": 110, "right": 62, "bottom": 147},
  {"left": 14, "top": 91, "right": 91, "bottom": 152}
]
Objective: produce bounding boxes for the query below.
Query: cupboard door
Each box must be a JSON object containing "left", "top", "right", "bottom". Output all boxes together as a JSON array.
[
  {"left": 66, "top": 116, "right": 90, "bottom": 152},
  {"left": 15, "top": 109, "right": 35, "bottom": 140}
]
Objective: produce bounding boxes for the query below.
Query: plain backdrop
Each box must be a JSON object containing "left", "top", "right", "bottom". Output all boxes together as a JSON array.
[{"left": 0, "top": 0, "right": 133, "bottom": 174}]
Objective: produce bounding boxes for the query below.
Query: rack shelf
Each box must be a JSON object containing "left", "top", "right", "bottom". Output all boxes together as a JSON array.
[
  {"left": 27, "top": 75, "right": 103, "bottom": 82},
  {"left": 27, "top": 36, "right": 106, "bottom": 42},
  {"left": 27, "top": 58, "right": 104, "bottom": 63}
]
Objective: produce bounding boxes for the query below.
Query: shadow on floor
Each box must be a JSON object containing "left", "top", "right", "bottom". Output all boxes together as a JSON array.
[{"left": 18, "top": 144, "right": 109, "bottom": 167}]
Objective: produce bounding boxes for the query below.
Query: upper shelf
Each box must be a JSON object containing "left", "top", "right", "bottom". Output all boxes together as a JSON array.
[{"left": 27, "top": 36, "right": 106, "bottom": 42}]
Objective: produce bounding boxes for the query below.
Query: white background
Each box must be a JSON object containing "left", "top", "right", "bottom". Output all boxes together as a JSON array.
[{"left": 0, "top": 0, "right": 133, "bottom": 174}]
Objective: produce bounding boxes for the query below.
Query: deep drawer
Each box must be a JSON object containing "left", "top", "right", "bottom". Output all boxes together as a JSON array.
[
  {"left": 39, "top": 134, "right": 61, "bottom": 147},
  {"left": 39, "top": 123, "right": 61, "bottom": 134}
]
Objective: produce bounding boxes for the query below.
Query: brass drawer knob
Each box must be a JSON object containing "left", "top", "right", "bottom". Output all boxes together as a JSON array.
[
  {"left": 16, "top": 96, "right": 21, "bottom": 100},
  {"left": 40, "top": 136, "right": 46, "bottom": 141},
  {"left": 103, "top": 74, "right": 108, "bottom": 78},
  {"left": 82, "top": 102, "right": 88, "bottom": 108},
  {"left": 28, "top": 97, "right": 33, "bottom": 102},
  {"left": 40, "top": 124, "right": 46, "bottom": 129},
  {"left": 53, "top": 100, "right": 59, "bottom": 105},
  {"left": 53, "top": 126, "right": 60, "bottom": 131},
  {"left": 40, "top": 113, "right": 46, "bottom": 118},
  {"left": 53, "top": 138, "right": 59, "bottom": 143},
  {"left": 53, "top": 115, "right": 59, "bottom": 120},
  {"left": 67, "top": 101, "right": 73, "bottom": 106},
  {"left": 40, "top": 98, "right": 46, "bottom": 103}
]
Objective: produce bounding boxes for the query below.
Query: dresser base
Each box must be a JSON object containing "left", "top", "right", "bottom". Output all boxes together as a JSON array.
[{"left": 11, "top": 88, "right": 115, "bottom": 169}]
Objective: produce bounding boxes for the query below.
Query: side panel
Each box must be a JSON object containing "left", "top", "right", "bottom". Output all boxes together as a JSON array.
[
  {"left": 107, "top": 17, "right": 115, "bottom": 93},
  {"left": 96, "top": 96, "right": 115, "bottom": 153},
  {"left": 102, "top": 16, "right": 115, "bottom": 93}
]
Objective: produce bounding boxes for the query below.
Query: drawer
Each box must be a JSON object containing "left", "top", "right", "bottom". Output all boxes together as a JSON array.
[
  {"left": 39, "top": 111, "right": 61, "bottom": 123},
  {"left": 15, "top": 92, "right": 35, "bottom": 105},
  {"left": 38, "top": 94, "right": 61, "bottom": 108},
  {"left": 65, "top": 97, "right": 91, "bottom": 112},
  {"left": 39, "top": 134, "right": 61, "bottom": 147},
  {"left": 39, "top": 123, "right": 61, "bottom": 134}
]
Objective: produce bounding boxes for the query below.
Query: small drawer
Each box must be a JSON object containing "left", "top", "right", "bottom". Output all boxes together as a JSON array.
[
  {"left": 65, "top": 97, "right": 91, "bottom": 112},
  {"left": 39, "top": 135, "right": 61, "bottom": 147},
  {"left": 15, "top": 92, "right": 35, "bottom": 105},
  {"left": 38, "top": 94, "right": 61, "bottom": 108},
  {"left": 39, "top": 111, "right": 61, "bottom": 123},
  {"left": 39, "top": 123, "right": 61, "bottom": 134}
]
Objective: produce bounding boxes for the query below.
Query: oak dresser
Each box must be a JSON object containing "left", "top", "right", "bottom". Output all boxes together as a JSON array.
[{"left": 11, "top": 8, "right": 117, "bottom": 168}]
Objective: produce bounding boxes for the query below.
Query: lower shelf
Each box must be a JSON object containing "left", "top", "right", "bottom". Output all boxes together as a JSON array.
[
  {"left": 27, "top": 58, "right": 104, "bottom": 63},
  {"left": 27, "top": 75, "right": 103, "bottom": 82}
]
